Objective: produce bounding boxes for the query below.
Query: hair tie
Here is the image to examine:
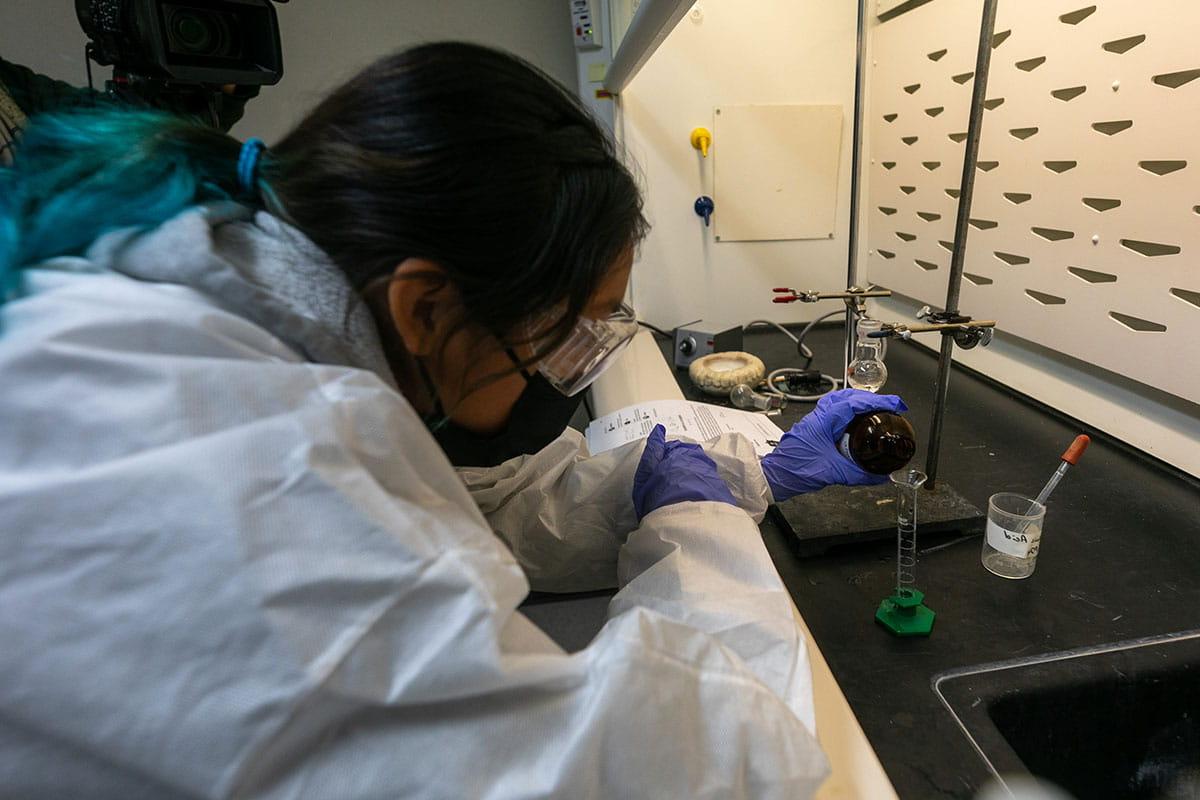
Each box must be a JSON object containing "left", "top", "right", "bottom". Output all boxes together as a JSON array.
[{"left": 237, "top": 138, "right": 266, "bottom": 195}]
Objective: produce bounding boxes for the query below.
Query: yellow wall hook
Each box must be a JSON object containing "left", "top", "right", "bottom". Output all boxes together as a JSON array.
[{"left": 690, "top": 127, "right": 712, "bottom": 158}]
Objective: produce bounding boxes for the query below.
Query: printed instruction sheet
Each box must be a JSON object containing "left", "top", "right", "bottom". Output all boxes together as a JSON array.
[{"left": 585, "top": 400, "right": 784, "bottom": 458}]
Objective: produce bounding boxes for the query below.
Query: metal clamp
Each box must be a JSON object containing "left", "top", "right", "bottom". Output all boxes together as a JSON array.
[
  {"left": 868, "top": 318, "right": 997, "bottom": 348},
  {"left": 772, "top": 286, "right": 893, "bottom": 305},
  {"left": 952, "top": 325, "right": 994, "bottom": 349},
  {"left": 915, "top": 305, "right": 972, "bottom": 326}
]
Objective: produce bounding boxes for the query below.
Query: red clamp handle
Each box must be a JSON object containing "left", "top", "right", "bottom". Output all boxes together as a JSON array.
[{"left": 773, "top": 288, "right": 798, "bottom": 304}]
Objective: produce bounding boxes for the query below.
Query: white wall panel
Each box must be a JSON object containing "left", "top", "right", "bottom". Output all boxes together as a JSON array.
[
  {"left": 713, "top": 104, "right": 844, "bottom": 242},
  {"left": 619, "top": 0, "right": 856, "bottom": 329},
  {"left": 867, "top": 0, "right": 1200, "bottom": 403}
]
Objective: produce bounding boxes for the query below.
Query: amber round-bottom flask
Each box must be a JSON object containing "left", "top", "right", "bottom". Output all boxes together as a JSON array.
[{"left": 837, "top": 412, "right": 917, "bottom": 475}]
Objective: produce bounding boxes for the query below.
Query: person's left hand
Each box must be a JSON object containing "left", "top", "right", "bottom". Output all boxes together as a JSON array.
[
  {"left": 760, "top": 389, "right": 908, "bottom": 503},
  {"left": 632, "top": 425, "right": 737, "bottom": 522}
]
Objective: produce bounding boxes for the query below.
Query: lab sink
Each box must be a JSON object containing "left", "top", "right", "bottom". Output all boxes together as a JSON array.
[{"left": 935, "top": 631, "right": 1200, "bottom": 799}]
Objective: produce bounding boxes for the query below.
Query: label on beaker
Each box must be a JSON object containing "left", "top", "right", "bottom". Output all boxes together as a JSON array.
[{"left": 986, "top": 520, "right": 1040, "bottom": 558}]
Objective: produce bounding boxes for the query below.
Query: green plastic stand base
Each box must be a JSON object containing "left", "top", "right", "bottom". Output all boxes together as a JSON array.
[{"left": 876, "top": 587, "right": 936, "bottom": 637}]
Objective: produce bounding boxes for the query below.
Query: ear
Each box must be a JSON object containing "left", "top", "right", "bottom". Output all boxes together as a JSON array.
[{"left": 386, "top": 258, "right": 455, "bottom": 357}]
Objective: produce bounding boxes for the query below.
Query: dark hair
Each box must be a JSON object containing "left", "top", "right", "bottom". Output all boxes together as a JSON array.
[{"left": 1, "top": 42, "right": 647, "bottom": 357}]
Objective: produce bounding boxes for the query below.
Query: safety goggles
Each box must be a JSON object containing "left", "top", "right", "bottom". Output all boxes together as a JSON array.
[{"left": 532, "top": 301, "right": 639, "bottom": 396}]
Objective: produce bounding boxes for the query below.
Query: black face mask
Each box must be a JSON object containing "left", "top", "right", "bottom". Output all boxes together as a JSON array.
[{"left": 426, "top": 351, "right": 586, "bottom": 468}]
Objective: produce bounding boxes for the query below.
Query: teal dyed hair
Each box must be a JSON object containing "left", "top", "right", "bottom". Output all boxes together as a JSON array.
[
  {"left": 0, "top": 43, "right": 648, "bottom": 370},
  {"left": 0, "top": 108, "right": 249, "bottom": 297}
]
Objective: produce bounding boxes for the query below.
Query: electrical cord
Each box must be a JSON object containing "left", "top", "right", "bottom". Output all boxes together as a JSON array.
[
  {"left": 637, "top": 320, "right": 673, "bottom": 338},
  {"left": 794, "top": 308, "right": 849, "bottom": 356},
  {"left": 741, "top": 311, "right": 848, "bottom": 402},
  {"left": 764, "top": 368, "right": 840, "bottom": 402},
  {"left": 744, "top": 320, "right": 812, "bottom": 363}
]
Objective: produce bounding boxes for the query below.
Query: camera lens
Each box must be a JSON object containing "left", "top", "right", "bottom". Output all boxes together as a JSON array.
[
  {"left": 174, "top": 14, "right": 213, "bottom": 51},
  {"left": 165, "top": 6, "right": 238, "bottom": 58}
]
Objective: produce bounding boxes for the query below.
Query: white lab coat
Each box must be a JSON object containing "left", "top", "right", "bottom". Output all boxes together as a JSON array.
[{"left": 0, "top": 205, "right": 827, "bottom": 799}]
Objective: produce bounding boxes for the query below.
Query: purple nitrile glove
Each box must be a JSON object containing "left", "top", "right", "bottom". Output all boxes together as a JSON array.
[
  {"left": 760, "top": 388, "right": 909, "bottom": 503},
  {"left": 632, "top": 424, "right": 738, "bottom": 522}
]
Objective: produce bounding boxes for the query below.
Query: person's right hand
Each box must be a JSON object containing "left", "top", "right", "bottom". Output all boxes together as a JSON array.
[
  {"left": 760, "top": 389, "right": 908, "bottom": 503},
  {"left": 632, "top": 425, "right": 737, "bottom": 522}
]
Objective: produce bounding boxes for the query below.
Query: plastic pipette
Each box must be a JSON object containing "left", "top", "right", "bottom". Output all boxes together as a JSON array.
[{"left": 1033, "top": 434, "right": 1090, "bottom": 507}]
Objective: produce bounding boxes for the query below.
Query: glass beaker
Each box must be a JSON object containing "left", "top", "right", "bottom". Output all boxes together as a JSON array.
[
  {"left": 981, "top": 493, "right": 1046, "bottom": 579},
  {"left": 847, "top": 317, "right": 888, "bottom": 392}
]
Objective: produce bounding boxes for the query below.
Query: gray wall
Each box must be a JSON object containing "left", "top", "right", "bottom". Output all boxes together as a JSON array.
[
  {"left": 0, "top": 0, "right": 103, "bottom": 88},
  {"left": 0, "top": 0, "right": 578, "bottom": 141}
]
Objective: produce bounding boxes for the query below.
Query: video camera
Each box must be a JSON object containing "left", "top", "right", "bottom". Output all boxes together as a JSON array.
[{"left": 75, "top": 0, "right": 285, "bottom": 128}]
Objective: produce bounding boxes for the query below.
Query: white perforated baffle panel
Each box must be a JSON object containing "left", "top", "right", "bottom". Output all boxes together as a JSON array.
[
  {"left": 867, "top": 0, "right": 1200, "bottom": 403},
  {"left": 714, "top": 104, "right": 844, "bottom": 242}
]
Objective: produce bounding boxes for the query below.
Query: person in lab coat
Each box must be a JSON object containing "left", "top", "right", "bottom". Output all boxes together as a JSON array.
[{"left": 0, "top": 42, "right": 903, "bottom": 798}]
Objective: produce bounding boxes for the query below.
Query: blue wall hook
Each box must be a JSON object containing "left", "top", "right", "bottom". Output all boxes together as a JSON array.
[{"left": 694, "top": 196, "right": 714, "bottom": 227}]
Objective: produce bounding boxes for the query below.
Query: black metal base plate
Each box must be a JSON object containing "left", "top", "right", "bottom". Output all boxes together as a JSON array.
[{"left": 770, "top": 481, "right": 985, "bottom": 557}]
